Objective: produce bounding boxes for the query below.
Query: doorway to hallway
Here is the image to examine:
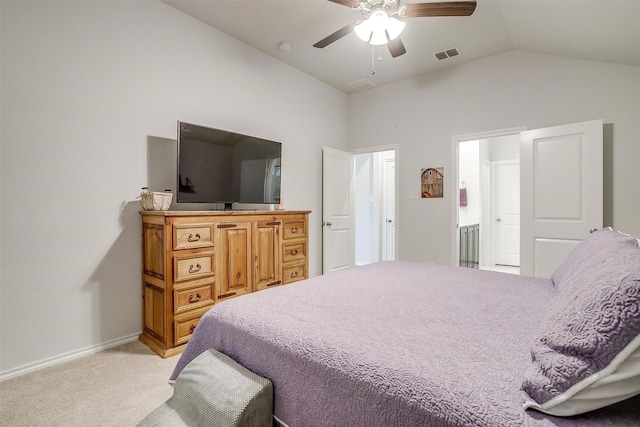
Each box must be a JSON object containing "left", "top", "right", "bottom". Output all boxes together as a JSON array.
[
  {"left": 456, "top": 133, "right": 521, "bottom": 274},
  {"left": 322, "top": 145, "right": 398, "bottom": 273},
  {"left": 354, "top": 149, "right": 396, "bottom": 266}
]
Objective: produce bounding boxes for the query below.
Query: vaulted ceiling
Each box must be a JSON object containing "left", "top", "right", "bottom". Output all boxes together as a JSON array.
[{"left": 163, "top": 0, "right": 640, "bottom": 93}]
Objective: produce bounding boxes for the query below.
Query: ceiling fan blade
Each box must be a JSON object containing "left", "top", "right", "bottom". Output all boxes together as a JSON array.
[
  {"left": 404, "top": 1, "right": 477, "bottom": 18},
  {"left": 387, "top": 37, "right": 407, "bottom": 58},
  {"left": 313, "top": 22, "right": 358, "bottom": 48},
  {"left": 327, "top": 0, "right": 362, "bottom": 8}
]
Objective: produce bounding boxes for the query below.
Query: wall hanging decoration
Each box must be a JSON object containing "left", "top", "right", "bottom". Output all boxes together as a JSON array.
[{"left": 421, "top": 167, "right": 444, "bottom": 198}]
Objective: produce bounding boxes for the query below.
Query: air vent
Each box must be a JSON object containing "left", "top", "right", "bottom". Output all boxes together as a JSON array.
[
  {"left": 434, "top": 51, "right": 448, "bottom": 61},
  {"left": 445, "top": 48, "right": 459, "bottom": 58},
  {"left": 346, "top": 79, "right": 377, "bottom": 92},
  {"left": 434, "top": 48, "right": 460, "bottom": 61}
]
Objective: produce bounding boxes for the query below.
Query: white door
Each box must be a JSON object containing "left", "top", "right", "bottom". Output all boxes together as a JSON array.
[
  {"left": 323, "top": 147, "right": 355, "bottom": 273},
  {"left": 520, "top": 119, "right": 603, "bottom": 278},
  {"left": 493, "top": 160, "right": 520, "bottom": 266},
  {"left": 382, "top": 154, "right": 395, "bottom": 261}
]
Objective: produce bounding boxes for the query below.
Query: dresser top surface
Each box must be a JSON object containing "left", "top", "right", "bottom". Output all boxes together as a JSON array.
[{"left": 140, "top": 210, "right": 310, "bottom": 217}]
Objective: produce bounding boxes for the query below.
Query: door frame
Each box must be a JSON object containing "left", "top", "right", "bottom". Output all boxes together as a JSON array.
[
  {"left": 450, "top": 126, "right": 527, "bottom": 266},
  {"left": 351, "top": 144, "right": 400, "bottom": 263}
]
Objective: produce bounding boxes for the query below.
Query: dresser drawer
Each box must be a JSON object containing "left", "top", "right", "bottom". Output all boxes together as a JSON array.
[
  {"left": 283, "top": 241, "right": 307, "bottom": 263},
  {"left": 174, "top": 314, "right": 202, "bottom": 346},
  {"left": 283, "top": 219, "right": 306, "bottom": 240},
  {"left": 174, "top": 224, "right": 214, "bottom": 250},
  {"left": 174, "top": 252, "right": 214, "bottom": 282},
  {"left": 283, "top": 262, "right": 306, "bottom": 284},
  {"left": 174, "top": 282, "right": 214, "bottom": 314}
]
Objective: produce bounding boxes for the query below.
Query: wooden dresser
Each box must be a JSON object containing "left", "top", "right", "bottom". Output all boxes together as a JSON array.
[{"left": 139, "top": 210, "right": 310, "bottom": 357}]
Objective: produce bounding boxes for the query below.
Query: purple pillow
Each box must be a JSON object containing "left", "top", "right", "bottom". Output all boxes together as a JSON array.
[
  {"left": 551, "top": 227, "right": 639, "bottom": 290},
  {"left": 522, "top": 229, "right": 640, "bottom": 415}
]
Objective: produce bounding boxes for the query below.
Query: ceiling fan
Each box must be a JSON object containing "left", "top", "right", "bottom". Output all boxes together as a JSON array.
[{"left": 313, "top": 0, "right": 477, "bottom": 58}]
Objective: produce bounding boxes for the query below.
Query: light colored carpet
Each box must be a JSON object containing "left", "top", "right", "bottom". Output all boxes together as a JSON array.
[{"left": 0, "top": 340, "right": 179, "bottom": 427}]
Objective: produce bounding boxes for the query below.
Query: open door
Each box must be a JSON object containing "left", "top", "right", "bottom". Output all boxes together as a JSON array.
[
  {"left": 381, "top": 152, "right": 396, "bottom": 261},
  {"left": 322, "top": 147, "right": 355, "bottom": 273},
  {"left": 520, "top": 119, "right": 603, "bottom": 278}
]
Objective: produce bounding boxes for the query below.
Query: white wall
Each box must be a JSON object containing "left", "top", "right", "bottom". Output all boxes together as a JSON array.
[
  {"left": 488, "top": 134, "right": 519, "bottom": 161},
  {"left": 0, "top": 1, "right": 348, "bottom": 376},
  {"left": 349, "top": 51, "right": 640, "bottom": 264},
  {"left": 458, "top": 140, "right": 480, "bottom": 227}
]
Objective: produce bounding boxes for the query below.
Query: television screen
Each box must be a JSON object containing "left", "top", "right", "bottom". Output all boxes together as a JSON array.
[{"left": 177, "top": 121, "right": 281, "bottom": 204}]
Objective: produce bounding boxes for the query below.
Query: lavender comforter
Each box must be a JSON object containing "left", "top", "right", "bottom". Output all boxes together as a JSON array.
[{"left": 170, "top": 261, "right": 640, "bottom": 426}]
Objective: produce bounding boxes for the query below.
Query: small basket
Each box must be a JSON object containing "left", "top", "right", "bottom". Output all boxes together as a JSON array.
[{"left": 140, "top": 191, "right": 173, "bottom": 211}]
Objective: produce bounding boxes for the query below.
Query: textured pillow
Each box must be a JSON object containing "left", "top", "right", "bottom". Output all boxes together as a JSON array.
[
  {"left": 551, "top": 227, "right": 639, "bottom": 290},
  {"left": 522, "top": 230, "right": 640, "bottom": 416}
]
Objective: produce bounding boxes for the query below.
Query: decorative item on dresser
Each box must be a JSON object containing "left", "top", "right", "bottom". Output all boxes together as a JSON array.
[{"left": 139, "top": 210, "right": 310, "bottom": 358}]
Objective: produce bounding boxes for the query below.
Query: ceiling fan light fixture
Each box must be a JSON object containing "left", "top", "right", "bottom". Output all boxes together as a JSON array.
[
  {"left": 354, "top": 19, "right": 373, "bottom": 42},
  {"left": 354, "top": 9, "right": 405, "bottom": 46},
  {"left": 313, "top": 0, "right": 477, "bottom": 60},
  {"left": 370, "top": 27, "right": 389, "bottom": 46},
  {"left": 386, "top": 17, "right": 405, "bottom": 41}
]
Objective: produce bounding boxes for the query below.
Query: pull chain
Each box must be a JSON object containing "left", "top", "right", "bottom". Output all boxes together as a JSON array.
[
  {"left": 371, "top": 45, "right": 384, "bottom": 75},
  {"left": 371, "top": 45, "right": 376, "bottom": 75}
]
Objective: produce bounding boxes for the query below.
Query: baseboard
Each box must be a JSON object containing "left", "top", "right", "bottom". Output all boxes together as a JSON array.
[{"left": 0, "top": 332, "right": 141, "bottom": 382}]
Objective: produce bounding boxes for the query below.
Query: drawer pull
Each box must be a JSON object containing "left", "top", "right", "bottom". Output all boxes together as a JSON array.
[
  {"left": 189, "top": 324, "right": 196, "bottom": 334},
  {"left": 218, "top": 292, "right": 236, "bottom": 300},
  {"left": 290, "top": 271, "right": 299, "bottom": 278},
  {"left": 187, "top": 233, "right": 201, "bottom": 242},
  {"left": 189, "top": 263, "right": 202, "bottom": 273},
  {"left": 266, "top": 281, "right": 282, "bottom": 287},
  {"left": 290, "top": 227, "right": 299, "bottom": 234},
  {"left": 217, "top": 224, "right": 238, "bottom": 229},
  {"left": 265, "top": 221, "right": 281, "bottom": 226},
  {"left": 290, "top": 249, "right": 299, "bottom": 256},
  {"left": 188, "top": 293, "right": 201, "bottom": 303}
]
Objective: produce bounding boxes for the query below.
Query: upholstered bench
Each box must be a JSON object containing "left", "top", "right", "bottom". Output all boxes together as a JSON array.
[{"left": 138, "top": 349, "right": 273, "bottom": 427}]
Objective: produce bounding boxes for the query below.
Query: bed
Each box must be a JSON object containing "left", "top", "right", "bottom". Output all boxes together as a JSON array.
[{"left": 170, "top": 228, "right": 640, "bottom": 426}]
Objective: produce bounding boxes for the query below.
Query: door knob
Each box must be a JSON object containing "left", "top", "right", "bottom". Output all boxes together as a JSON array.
[
  {"left": 387, "top": 219, "right": 392, "bottom": 223},
  {"left": 323, "top": 221, "right": 332, "bottom": 227},
  {"left": 496, "top": 218, "right": 501, "bottom": 222}
]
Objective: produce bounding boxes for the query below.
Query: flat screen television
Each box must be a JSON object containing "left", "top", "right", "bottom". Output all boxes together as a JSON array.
[{"left": 177, "top": 121, "right": 281, "bottom": 207}]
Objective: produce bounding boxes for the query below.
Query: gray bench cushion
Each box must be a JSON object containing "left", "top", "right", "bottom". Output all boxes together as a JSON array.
[{"left": 138, "top": 349, "right": 273, "bottom": 427}]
